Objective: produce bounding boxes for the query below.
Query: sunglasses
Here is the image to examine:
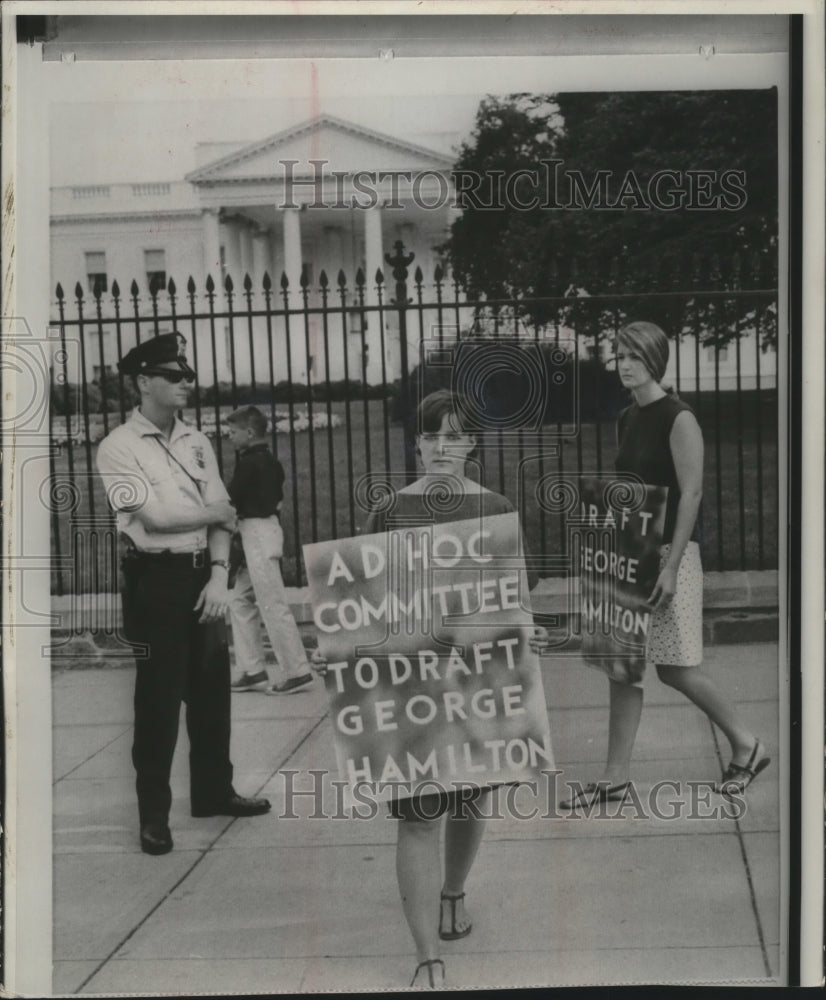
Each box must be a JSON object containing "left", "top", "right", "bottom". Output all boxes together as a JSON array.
[{"left": 142, "top": 369, "right": 196, "bottom": 384}]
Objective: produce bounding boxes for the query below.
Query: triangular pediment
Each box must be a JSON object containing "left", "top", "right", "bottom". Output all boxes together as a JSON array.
[{"left": 186, "top": 114, "right": 454, "bottom": 184}]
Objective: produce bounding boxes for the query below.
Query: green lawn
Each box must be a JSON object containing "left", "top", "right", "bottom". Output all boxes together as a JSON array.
[{"left": 51, "top": 395, "right": 778, "bottom": 593}]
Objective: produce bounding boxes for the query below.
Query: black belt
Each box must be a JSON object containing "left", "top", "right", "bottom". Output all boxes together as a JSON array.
[{"left": 127, "top": 548, "right": 208, "bottom": 569}]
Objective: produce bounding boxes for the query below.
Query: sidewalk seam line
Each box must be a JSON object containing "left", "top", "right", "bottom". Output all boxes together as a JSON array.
[
  {"left": 708, "top": 723, "right": 773, "bottom": 978},
  {"left": 74, "top": 711, "right": 329, "bottom": 994}
]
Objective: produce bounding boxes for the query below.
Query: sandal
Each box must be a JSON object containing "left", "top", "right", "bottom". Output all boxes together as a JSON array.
[
  {"left": 439, "top": 891, "right": 472, "bottom": 940},
  {"left": 715, "top": 739, "right": 771, "bottom": 795},
  {"left": 560, "top": 781, "right": 631, "bottom": 810},
  {"left": 410, "top": 958, "right": 445, "bottom": 988}
]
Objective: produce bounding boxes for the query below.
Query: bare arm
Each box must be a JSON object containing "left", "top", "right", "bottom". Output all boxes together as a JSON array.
[
  {"left": 665, "top": 410, "right": 704, "bottom": 572},
  {"left": 647, "top": 410, "right": 703, "bottom": 609}
]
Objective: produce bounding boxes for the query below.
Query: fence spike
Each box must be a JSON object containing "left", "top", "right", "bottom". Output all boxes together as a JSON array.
[
  {"left": 56, "top": 282, "right": 64, "bottom": 301},
  {"left": 130, "top": 279, "right": 139, "bottom": 298},
  {"left": 75, "top": 281, "right": 84, "bottom": 301},
  {"left": 300, "top": 265, "right": 309, "bottom": 289},
  {"left": 434, "top": 264, "right": 444, "bottom": 284},
  {"left": 167, "top": 277, "right": 176, "bottom": 297},
  {"left": 225, "top": 274, "right": 234, "bottom": 293},
  {"left": 149, "top": 275, "right": 161, "bottom": 298},
  {"left": 280, "top": 271, "right": 289, "bottom": 290},
  {"left": 187, "top": 275, "right": 196, "bottom": 294},
  {"left": 355, "top": 267, "right": 365, "bottom": 289},
  {"left": 93, "top": 278, "right": 103, "bottom": 300},
  {"left": 375, "top": 268, "right": 384, "bottom": 287},
  {"left": 319, "top": 269, "right": 329, "bottom": 289},
  {"left": 205, "top": 274, "right": 215, "bottom": 293},
  {"left": 243, "top": 273, "right": 252, "bottom": 292},
  {"left": 262, "top": 271, "right": 272, "bottom": 291},
  {"left": 337, "top": 269, "right": 346, "bottom": 289},
  {"left": 414, "top": 265, "right": 423, "bottom": 286}
]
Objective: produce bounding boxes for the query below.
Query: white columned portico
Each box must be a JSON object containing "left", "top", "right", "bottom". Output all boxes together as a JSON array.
[{"left": 363, "top": 204, "right": 384, "bottom": 384}]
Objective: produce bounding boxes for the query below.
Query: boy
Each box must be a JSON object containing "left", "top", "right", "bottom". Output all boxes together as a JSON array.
[{"left": 225, "top": 405, "right": 314, "bottom": 694}]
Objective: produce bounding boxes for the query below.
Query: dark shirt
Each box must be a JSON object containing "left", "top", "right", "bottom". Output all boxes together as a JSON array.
[
  {"left": 228, "top": 442, "right": 285, "bottom": 519},
  {"left": 615, "top": 393, "right": 700, "bottom": 545}
]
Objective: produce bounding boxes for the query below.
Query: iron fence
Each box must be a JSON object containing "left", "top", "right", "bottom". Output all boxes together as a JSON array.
[{"left": 50, "top": 242, "right": 778, "bottom": 594}]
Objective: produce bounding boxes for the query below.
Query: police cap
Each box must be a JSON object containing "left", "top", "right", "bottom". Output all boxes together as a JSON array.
[{"left": 118, "top": 332, "right": 196, "bottom": 378}]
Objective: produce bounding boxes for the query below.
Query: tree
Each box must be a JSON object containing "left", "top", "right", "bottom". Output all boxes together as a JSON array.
[{"left": 442, "top": 91, "right": 778, "bottom": 344}]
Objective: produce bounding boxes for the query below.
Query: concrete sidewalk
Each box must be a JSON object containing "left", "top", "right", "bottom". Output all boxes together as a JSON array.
[{"left": 52, "top": 642, "right": 781, "bottom": 994}]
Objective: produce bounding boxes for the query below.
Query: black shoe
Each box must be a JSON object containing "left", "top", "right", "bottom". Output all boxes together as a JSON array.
[
  {"left": 230, "top": 671, "right": 269, "bottom": 691},
  {"left": 265, "top": 672, "right": 314, "bottom": 695},
  {"left": 140, "top": 822, "right": 173, "bottom": 855},
  {"left": 191, "top": 793, "right": 271, "bottom": 818}
]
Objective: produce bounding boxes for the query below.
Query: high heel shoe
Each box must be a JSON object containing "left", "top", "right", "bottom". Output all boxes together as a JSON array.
[
  {"left": 410, "top": 958, "right": 445, "bottom": 988},
  {"left": 439, "top": 891, "right": 472, "bottom": 940}
]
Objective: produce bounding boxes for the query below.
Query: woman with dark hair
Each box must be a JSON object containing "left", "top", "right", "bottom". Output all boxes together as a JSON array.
[
  {"left": 538, "top": 321, "right": 769, "bottom": 808},
  {"left": 314, "top": 389, "right": 530, "bottom": 988}
]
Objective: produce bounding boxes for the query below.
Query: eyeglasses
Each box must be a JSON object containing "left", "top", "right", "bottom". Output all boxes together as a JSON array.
[{"left": 143, "top": 369, "right": 195, "bottom": 384}]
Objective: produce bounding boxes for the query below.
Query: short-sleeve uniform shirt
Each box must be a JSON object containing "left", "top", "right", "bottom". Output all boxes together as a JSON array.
[{"left": 96, "top": 409, "right": 229, "bottom": 552}]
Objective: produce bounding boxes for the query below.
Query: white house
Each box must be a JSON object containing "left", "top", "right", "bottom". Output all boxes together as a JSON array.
[
  {"left": 50, "top": 114, "right": 458, "bottom": 387},
  {"left": 50, "top": 113, "right": 776, "bottom": 394}
]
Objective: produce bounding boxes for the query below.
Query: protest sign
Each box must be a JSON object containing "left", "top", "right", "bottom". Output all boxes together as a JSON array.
[
  {"left": 574, "top": 477, "right": 668, "bottom": 685},
  {"left": 303, "top": 512, "right": 553, "bottom": 803}
]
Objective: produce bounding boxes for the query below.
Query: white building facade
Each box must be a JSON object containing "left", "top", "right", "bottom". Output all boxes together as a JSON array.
[
  {"left": 50, "top": 114, "right": 776, "bottom": 394},
  {"left": 51, "top": 114, "right": 458, "bottom": 388}
]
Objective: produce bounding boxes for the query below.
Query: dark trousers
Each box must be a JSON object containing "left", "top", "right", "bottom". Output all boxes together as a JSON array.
[{"left": 122, "top": 554, "right": 234, "bottom": 825}]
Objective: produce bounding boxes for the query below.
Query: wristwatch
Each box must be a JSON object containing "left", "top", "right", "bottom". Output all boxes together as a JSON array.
[{"left": 210, "top": 559, "right": 229, "bottom": 570}]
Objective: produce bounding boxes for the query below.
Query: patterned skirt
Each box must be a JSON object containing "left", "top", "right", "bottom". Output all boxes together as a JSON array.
[{"left": 646, "top": 541, "right": 703, "bottom": 668}]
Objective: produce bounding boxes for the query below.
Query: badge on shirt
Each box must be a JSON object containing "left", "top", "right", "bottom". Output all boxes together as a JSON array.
[{"left": 192, "top": 444, "right": 206, "bottom": 469}]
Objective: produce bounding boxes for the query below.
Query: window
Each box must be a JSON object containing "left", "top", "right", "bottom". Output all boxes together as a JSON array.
[
  {"left": 85, "top": 251, "right": 108, "bottom": 294},
  {"left": 92, "top": 364, "right": 114, "bottom": 383},
  {"left": 705, "top": 345, "right": 729, "bottom": 364},
  {"left": 145, "top": 249, "right": 167, "bottom": 293}
]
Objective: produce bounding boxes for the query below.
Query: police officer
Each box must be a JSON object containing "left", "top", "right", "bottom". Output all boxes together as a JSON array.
[{"left": 96, "top": 333, "right": 270, "bottom": 856}]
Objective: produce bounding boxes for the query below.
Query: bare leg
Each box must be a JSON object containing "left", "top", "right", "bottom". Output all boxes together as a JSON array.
[
  {"left": 603, "top": 679, "right": 645, "bottom": 785},
  {"left": 441, "top": 812, "right": 486, "bottom": 934},
  {"left": 656, "top": 664, "right": 756, "bottom": 761},
  {"left": 396, "top": 817, "right": 442, "bottom": 963}
]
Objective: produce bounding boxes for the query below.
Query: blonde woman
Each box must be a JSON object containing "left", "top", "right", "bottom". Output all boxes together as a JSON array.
[{"left": 538, "top": 321, "right": 769, "bottom": 808}]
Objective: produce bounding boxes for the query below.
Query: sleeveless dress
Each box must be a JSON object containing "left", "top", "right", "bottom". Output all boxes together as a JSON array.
[{"left": 616, "top": 395, "right": 703, "bottom": 668}]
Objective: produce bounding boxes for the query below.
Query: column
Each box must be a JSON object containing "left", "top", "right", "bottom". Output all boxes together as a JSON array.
[
  {"left": 280, "top": 207, "right": 307, "bottom": 382},
  {"left": 363, "top": 204, "right": 383, "bottom": 384},
  {"left": 252, "top": 227, "right": 270, "bottom": 285},
  {"left": 250, "top": 227, "right": 271, "bottom": 380},
  {"left": 282, "top": 207, "right": 303, "bottom": 290},
  {"left": 201, "top": 208, "right": 221, "bottom": 284},
  {"left": 268, "top": 229, "right": 282, "bottom": 285},
  {"left": 239, "top": 223, "right": 254, "bottom": 282},
  {"left": 322, "top": 225, "right": 345, "bottom": 382},
  {"left": 222, "top": 218, "right": 242, "bottom": 287}
]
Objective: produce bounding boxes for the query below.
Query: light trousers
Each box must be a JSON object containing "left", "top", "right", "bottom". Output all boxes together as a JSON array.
[{"left": 229, "top": 517, "right": 308, "bottom": 681}]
